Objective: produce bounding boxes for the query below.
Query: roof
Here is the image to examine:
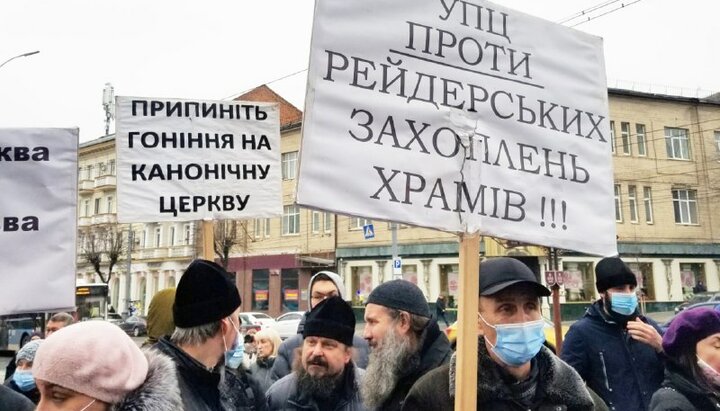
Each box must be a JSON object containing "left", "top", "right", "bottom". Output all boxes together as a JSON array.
[{"left": 235, "top": 84, "right": 303, "bottom": 128}]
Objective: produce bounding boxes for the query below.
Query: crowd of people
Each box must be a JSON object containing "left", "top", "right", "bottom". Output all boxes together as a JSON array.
[{"left": 2, "top": 256, "right": 719, "bottom": 410}]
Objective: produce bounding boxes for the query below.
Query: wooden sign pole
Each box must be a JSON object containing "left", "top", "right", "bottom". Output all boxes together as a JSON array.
[
  {"left": 202, "top": 219, "right": 214, "bottom": 261},
  {"left": 454, "top": 233, "right": 480, "bottom": 411}
]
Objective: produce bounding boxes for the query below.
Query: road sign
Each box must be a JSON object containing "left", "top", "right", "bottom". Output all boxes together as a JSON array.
[
  {"left": 393, "top": 257, "right": 402, "bottom": 275},
  {"left": 363, "top": 223, "right": 375, "bottom": 239},
  {"left": 556, "top": 271, "right": 565, "bottom": 286}
]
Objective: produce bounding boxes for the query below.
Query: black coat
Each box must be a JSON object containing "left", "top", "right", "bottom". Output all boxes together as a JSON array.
[
  {"left": 0, "top": 384, "right": 34, "bottom": 411},
  {"left": 377, "top": 319, "right": 453, "bottom": 411},
  {"left": 561, "top": 300, "right": 664, "bottom": 411},
  {"left": 649, "top": 363, "right": 720, "bottom": 411},
  {"left": 3, "top": 378, "right": 40, "bottom": 404},
  {"left": 155, "top": 337, "right": 267, "bottom": 411},
  {"left": 266, "top": 363, "right": 368, "bottom": 411},
  {"left": 403, "top": 338, "right": 609, "bottom": 411}
]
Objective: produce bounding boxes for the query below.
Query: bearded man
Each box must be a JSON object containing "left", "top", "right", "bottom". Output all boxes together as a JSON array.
[
  {"left": 266, "top": 296, "right": 368, "bottom": 410},
  {"left": 361, "top": 280, "right": 452, "bottom": 410}
]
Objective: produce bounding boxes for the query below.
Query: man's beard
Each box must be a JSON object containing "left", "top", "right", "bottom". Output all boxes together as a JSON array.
[
  {"left": 294, "top": 353, "right": 344, "bottom": 399},
  {"left": 360, "top": 328, "right": 419, "bottom": 407}
]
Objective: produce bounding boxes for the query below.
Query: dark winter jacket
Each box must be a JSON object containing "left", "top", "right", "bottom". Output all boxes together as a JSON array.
[
  {"left": 403, "top": 337, "right": 609, "bottom": 411},
  {"left": 3, "top": 377, "right": 40, "bottom": 404},
  {"left": 271, "top": 320, "right": 370, "bottom": 382},
  {"left": 561, "top": 300, "right": 664, "bottom": 411},
  {"left": 112, "top": 347, "right": 184, "bottom": 411},
  {"left": 0, "top": 383, "right": 34, "bottom": 411},
  {"left": 378, "top": 319, "right": 453, "bottom": 411},
  {"left": 649, "top": 362, "right": 720, "bottom": 411},
  {"left": 250, "top": 356, "right": 277, "bottom": 395},
  {"left": 266, "top": 363, "right": 368, "bottom": 411},
  {"left": 155, "top": 337, "right": 266, "bottom": 411}
]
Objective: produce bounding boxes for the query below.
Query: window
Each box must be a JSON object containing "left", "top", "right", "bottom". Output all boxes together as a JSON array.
[
  {"left": 98, "top": 162, "right": 106, "bottom": 176},
  {"left": 312, "top": 211, "right": 321, "bottom": 233},
  {"left": 620, "top": 122, "right": 631, "bottom": 155},
  {"left": 680, "top": 263, "right": 706, "bottom": 296},
  {"left": 155, "top": 227, "right": 162, "bottom": 247},
  {"left": 86, "top": 165, "right": 93, "bottom": 180},
  {"left": 665, "top": 127, "right": 690, "bottom": 160},
  {"left": 643, "top": 187, "right": 654, "bottom": 224},
  {"left": 183, "top": 223, "right": 192, "bottom": 245},
  {"left": 263, "top": 218, "right": 270, "bottom": 237},
  {"left": 282, "top": 205, "right": 300, "bottom": 235},
  {"left": 673, "top": 189, "right": 698, "bottom": 224},
  {"left": 628, "top": 186, "right": 638, "bottom": 223},
  {"left": 169, "top": 226, "right": 176, "bottom": 246},
  {"left": 109, "top": 160, "right": 116, "bottom": 175},
  {"left": 281, "top": 151, "right": 298, "bottom": 180},
  {"left": 255, "top": 218, "right": 270, "bottom": 238},
  {"left": 636, "top": 124, "right": 647, "bottom": 156},
  {"left": 614, "top": 184, "right": 623, "bottom": 222},
  {"left": 254, "top": 219, "right": 262, "bottom": 239},
  {"left": 84, "top": 200, "right": 90, "bottom": 217},
  {"left": 351, "top": 217, "right": 372, "bottom": 230},
  {"left": 94, "top": 198, "right": 101, "bottom": 214},
  {"left": 106, "top": 196, "right": 113, "bottom": 214},
  {"left": 628, "top": 262, "right": 655, "bottom": 300},
  {"left": 323, "top": 212, "right": 332, "bottom": 233},
  {"left": 609, "top": 121, "right": 616, "bottom": 153},
  {"left": 714, "top": 131, "right": 720, "bottom": 154},
  {"left": 252, "top": 269, "right": 270, "bottom": 311},
  {"left": 281, "top": 269, "right": 299, "bottom": 312},
  {"left": 143, "top": 230, "right": 148, "bottom": 248},
  {"left": 564, "top": 262, "right": 595, "bottom": 302}
]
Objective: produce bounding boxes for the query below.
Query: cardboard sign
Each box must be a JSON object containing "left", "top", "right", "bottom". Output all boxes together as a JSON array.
[
  {"left": 297, "top": 0, "right": 617, "bottom": 256},
  {"left": 116, "top": 96, "right": 282, "bottom": 223},
  {"left": 0, "top": 128, "right": 78, "bottom": 314}
]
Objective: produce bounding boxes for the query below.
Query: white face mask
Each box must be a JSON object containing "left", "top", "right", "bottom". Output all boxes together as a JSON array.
[{"left": 698, "top": 356, "right": 720, "bottom": 387}]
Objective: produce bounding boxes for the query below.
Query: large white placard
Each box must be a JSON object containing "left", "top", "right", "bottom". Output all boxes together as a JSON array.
[
  {"left": 298, "top": 0, "right": 617, "bottom": 256},
  {"left": 0, "top": 128, "right": 78, "bottom": 314},
  {"left": 116, "top": 97, "right": 282, "bottom": 223}
]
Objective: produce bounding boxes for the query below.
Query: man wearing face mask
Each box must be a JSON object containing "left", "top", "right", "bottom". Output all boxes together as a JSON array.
[
  {"left": 404, "top": 257, "right": 606, "bottom": 410},
  {"left": 561, "top": 256, "right": 664, "bottom": 411},
  {"left": 155, "top": 259, "right": 266, "bottom": 410}
]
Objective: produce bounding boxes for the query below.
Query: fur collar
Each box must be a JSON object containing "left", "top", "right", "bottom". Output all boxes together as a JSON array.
[
  {"left": 448, "top": 337, "right": 593, "bottom": 408},
  {"left": 112, "top": 348, "right": 184, "bottom": 411}
]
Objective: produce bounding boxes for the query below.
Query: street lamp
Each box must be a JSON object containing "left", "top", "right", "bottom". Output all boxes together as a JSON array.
[{"left": 0, "top": 51, "right": 40, "bottom": 70}]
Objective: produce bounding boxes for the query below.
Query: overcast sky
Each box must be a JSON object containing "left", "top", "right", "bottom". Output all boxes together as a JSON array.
[{"left": 1, "top": 0, "right": 718, "bottom": 143}]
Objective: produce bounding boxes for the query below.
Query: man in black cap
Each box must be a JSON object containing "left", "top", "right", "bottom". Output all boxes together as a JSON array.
[
  {"left": 155, "top": 259, "right": 266, "bottom": 411},
  {"left": 404, "top": 257, "right": 606, "bottom": 410},
  {"left": 266, "top": 296, "right": 368, "bottom": 410},
  {"left": 361, "top": 279, "right": 451, "bottom": 411},
  {"left": 561, "top": 256, "right": 664, "bottom": 411}
]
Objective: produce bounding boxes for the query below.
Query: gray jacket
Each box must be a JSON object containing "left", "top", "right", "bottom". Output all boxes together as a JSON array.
[{"left": 266, "top": 364, "right": 368, "bottom": 411}]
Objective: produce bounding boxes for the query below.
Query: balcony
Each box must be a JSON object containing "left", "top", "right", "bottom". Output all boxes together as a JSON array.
[
  {"left": 91, "top": 213, "right": 117, "bottom": 225},
  {"left": 169, "top": 245, "right": 194, "bottom": 258},
  {"left": 95, "top": 175, "right": 116, "bottom": 190},
  {"left": 79, "top": 179, "right": 94, "bottom": 194},
  {"left": 139, "top": 248, "right": 169, "bottom": 260},
  {"left": 78, "top": 216, "right": 92, "bottom": 227}
]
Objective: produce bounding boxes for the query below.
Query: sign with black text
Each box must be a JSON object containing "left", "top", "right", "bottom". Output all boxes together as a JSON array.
[
  {"left": 297, "top": 0, "right": 617, "bottom": 256},
  {"left": 0, "top": 128, "right": 78, "bottom": 314},
  {"left": 116, "top": 97, "right": 281, "bottom": 223}
]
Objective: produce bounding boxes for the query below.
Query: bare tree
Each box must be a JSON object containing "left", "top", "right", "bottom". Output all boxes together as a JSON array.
[
  {"left": 214, "top": 220, "right": 251, "bottom": 269},
  {"left": 81, "top": 224, "right": 125, "bottom": 285}
]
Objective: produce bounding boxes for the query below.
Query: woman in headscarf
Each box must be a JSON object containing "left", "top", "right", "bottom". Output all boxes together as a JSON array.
[
  {"left": 650, "top": 307, "right": 720, "bottom": 410},
  {"left": 142, "top": 288, "right": 176, "bottom": 348}
]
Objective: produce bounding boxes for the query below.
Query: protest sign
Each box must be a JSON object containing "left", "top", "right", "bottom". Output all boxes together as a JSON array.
[
  {"left": 297, "top": 0, "right": 617, "bottom": 256},
  {"left": 0, "top": 128, "right": 78, "bottom": 314},
  {"left": 116, "top": 96, "right": 282, "bottom": 223}
]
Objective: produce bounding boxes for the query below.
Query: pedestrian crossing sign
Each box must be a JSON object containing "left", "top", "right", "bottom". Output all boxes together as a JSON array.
[{"left": 363, "top": 224, "right": 375, "bottom": 239}]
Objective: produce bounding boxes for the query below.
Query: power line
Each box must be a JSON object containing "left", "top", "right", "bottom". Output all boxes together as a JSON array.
[
  {"left": 565, "top": 0, "right": 644, "bottom": 27},
  {"left": 556, "top": 0, "right": 622, "bottom": 24}
]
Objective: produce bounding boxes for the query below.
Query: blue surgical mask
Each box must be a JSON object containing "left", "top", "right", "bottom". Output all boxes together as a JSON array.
[
  {"left": 12, "top": 369, "right": 36, "bottom": 392},
  {"left": 479, "top": 314, "right": 546, "bottom": 367},
  {"left": 223, "top": 318, "right": 244, "bottom": 369},
  {"left": 610, "top": 292, "right": 638, "bottom": 316}
]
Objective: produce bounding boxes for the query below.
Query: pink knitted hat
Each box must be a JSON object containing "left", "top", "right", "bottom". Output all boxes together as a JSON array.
[{"left": 33, "top": 320, "right": 148, "bottom": 404}]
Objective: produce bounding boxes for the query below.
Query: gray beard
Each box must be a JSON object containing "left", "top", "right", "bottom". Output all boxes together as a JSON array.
[
  {"left": 360, "top": 329, "right": 418, "bottom": 407},
  {"left": 296, "top": 365, "right": 343, "bottom": 400}
]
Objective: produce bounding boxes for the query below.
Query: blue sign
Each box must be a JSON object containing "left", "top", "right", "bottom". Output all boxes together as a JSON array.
[
  {"left": 393, "top": 259, "right": 402, "bottom": 269},
  {"left": 363, "top": 224, "right": 375, "bottom": 239}
]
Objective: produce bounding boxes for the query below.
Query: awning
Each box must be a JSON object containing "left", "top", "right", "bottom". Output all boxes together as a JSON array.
[{"left": 296, "top": 255, "right": 335, "bottom": 267}]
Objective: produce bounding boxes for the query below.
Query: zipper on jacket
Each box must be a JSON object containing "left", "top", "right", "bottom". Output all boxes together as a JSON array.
[{"left": 599, "top": 352, "right": 612, "bottom": 392}]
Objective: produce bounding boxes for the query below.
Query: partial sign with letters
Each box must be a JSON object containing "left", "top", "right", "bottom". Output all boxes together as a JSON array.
[
  {"left": 297, "top": 0, "right": 616, "bottom": 256},
  {"left": 115, "top": 96, "right": 282, "bottom": 223},
  {"left": 0, "top": 128, "right": 78, "bottom": 314}
]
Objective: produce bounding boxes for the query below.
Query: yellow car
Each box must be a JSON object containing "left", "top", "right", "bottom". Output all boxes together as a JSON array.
[{"left": 444, "top": 318, "right": 569, "bottom": 352}]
